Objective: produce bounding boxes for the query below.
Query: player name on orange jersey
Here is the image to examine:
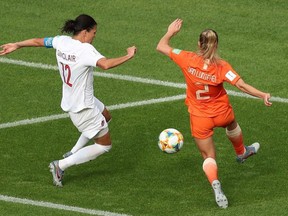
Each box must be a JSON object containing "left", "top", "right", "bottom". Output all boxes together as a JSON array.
[{"left": 188, "top": 67, "right": 216, "bottom": 83}]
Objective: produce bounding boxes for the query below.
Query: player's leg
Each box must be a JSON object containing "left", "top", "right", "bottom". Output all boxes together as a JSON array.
[
  {"left": 59, "top": 130, "right": 111, "bottom": 170},
  {"left": 226, "top": 120, "right": 245, "bottom": 156},
  {"left": 190, "top": 114, "right": 228, "bottom": 208},
  {"left": 51, "top": 130, "right": 111, "bottom": 187},
  {"left": 60, "top": 107, "right": 110, "bottom": 167},
  {"left": 63, "top": 99, "right": 112, "bottom": 158},
  {"left": 63, "top": 133, "right": 90, "bottom": 158},
  {"left": 214, "top": 108, "right": 248, "bottom": 158},
  {"left": 212, "top": 107, "right": 245, "bottom": 156},
  {"left": 50, "top": 130, "right": 111, "bottom": 187},
  {"left": 63, "top": 108, "right": 111, "bottom": 158},
  {"left": 224, "top": 109, "right": 259, "bottom": 163},
  {"left": 194, "top": 136, "right": 217, "bottom": 182},
  {"left": 194, "top": 136, "right": 228, "bottom": 209},
  {"left": 191, "top": 115, "right": 218, "bottom": 182},
  {"left": 49, "top": 107, "right": 111, "bottom": 187},
  {"left": 102, "top": 107, "right": 112, "bottom": 123}
]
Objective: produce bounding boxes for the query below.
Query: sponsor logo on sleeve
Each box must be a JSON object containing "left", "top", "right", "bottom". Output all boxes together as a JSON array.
[
  {"left": 172, "top": 49, "right": 181, "bottom": 55},
  {"left": 225, "top": 70, "right": 237, "bottom": 81}
]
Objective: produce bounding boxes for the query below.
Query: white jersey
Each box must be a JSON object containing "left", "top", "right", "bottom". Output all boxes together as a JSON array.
[{"left": 51, "top": 36, "right": 104, "bottom": 113}]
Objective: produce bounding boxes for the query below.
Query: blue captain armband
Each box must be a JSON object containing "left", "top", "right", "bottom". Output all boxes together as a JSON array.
[{"left": 44, "top": 37, "right": 54, "bottom": 48}]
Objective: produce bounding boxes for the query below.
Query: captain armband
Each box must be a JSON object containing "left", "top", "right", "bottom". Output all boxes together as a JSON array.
[{"left": 44, "top": 37, "right": 53, "bottom": 48}]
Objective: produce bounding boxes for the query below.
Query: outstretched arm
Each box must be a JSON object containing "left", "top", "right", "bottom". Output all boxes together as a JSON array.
[
  {"left": 156, "top": 18, "right": 183, "bottom": 56},
  {"left": 97, "top": 46, "right": 137, "bottom": 70},
  {"left": 0, "top": 38, "right": 45, "bottom": 55},
  {"left": 235, "top": 78, "right": 272, "bottom": 106}
]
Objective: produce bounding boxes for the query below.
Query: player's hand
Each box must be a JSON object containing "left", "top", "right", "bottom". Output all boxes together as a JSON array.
[
  {"left": 167, "top": 18, "right": 183, "bottom": 36},
  {"left": 263, "top": 93, "right": 272, "bottom": 106},
  {"left": 0, "top": 43, "right": 19, "bottom": 55},
  {"left": 127, "top": 46, "right": 137, "bottom": 58}
]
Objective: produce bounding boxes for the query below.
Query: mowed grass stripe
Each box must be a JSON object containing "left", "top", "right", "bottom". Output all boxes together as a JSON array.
[
  {"left": 1, "top": 57, "right": 286, "bottom": 103},
  {"left": 0, "top": 195, "right": 131, "bottom": 216}
]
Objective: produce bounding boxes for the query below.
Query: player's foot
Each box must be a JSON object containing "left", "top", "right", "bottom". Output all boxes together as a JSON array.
[
  {"left": 63, "top": 151, "right": 73, "bottom": 158},
  {"left": 49, "top": 160, "right": 64, "bottom": 187},
  {"left": 212, "top": 180, "right": 228, "bottom": 209},
  {"left": 236, "top": 142, "right": 260, "bottom": 163}
]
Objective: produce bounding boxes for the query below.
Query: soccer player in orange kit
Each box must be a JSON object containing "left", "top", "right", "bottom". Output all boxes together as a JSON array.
[{"left": 156, "top": 18, "right": 272, "bottom": 208}]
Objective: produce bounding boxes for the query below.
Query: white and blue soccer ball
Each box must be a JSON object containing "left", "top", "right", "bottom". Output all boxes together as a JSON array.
[{"left": 158, "top": 128, "right": 184, "bottom": 153}]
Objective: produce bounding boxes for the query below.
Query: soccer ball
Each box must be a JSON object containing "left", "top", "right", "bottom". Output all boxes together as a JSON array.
[{"left": 158, "top": 128, "right": 184, "bottom": 153}]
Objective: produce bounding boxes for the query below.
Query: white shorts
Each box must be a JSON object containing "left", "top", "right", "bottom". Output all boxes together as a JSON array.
[
  {"left": 94, "top": 97, "right": 104, "bottom": 113},
  {"left": 69, "top": 105, "right": 108, "bottom": 139}
]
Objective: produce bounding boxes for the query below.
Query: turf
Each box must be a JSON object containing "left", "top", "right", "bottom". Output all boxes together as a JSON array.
[{"left": 0, "top": 0, "right": 287, "bottom": 215}]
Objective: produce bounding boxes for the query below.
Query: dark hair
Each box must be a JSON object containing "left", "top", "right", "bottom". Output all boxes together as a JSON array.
[{"left": 61, "top": 14, "right": 97, "bottom": 35}]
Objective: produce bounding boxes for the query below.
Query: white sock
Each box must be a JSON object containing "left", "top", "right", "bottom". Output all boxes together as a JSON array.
[
  {"left": 59, "top": 143, "right": 112, "bottom": 170},
  {"left": 70, "top": 134, "right": 90, "bottom": 153}
]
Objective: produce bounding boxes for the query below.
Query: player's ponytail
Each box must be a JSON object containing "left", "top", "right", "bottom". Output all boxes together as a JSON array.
[
  {"left": 61, "top": 14, "right": 97, "bottom": 35},
  {"left": 61, "top": 19, "right": 76, "bottom": 34},
  {"left": 197, "top": 29, "right": 221, "bottom": 64}
]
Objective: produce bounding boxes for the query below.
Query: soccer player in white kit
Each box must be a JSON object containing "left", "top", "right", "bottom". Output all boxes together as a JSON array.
[{"left": 0, "top": 14, "right": 137, "bottom": 187}]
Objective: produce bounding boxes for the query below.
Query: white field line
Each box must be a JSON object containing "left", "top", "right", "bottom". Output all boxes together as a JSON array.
[
  {"left": 0, "top": 94, "right": 185, "bottom": 129},
  {"left": 0, "top": 57, "right": 186, "bottom": 88},
  {"left": 0, "top": 57, "right": 287, "bottom": 102},
  {"left": 0, "top": 195, "right": 131, "bottom": 216},
  {"left": 0, "top": 57, "right": 287, "bottom": 130}
]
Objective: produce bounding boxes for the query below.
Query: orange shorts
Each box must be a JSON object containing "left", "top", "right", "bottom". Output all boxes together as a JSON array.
[{"left": 189, "top": 107, "right": 235, "bottom": 139}]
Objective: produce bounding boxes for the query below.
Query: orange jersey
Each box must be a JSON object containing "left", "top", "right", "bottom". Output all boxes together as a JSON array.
[{"left": 170, "top": 49, "right": 241, "bottom": 117}]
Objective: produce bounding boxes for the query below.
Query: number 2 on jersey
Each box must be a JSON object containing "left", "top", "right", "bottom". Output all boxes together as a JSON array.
[
  {"left": 196, "top": 84, "right": 210, "bottom": 100},
  {"left": 60, "top": 62, "right": 73, "bottom": 87}
]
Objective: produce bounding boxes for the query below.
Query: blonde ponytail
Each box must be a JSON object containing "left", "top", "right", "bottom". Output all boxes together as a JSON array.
[{"left": 197, "top": 29, "right": 221, "bottom": 64}]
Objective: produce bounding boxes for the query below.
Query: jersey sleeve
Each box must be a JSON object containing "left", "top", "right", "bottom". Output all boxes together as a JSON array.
[
  {"left": 221, "top": 62, "right": 241, "bottom": 85},
  {"left": 81, "top": 44, "right": 105, "bottom": 67},
  {"left": 169, "top": 48, "right": 187, "bottom": 67},
  {"left": 169, "top": 49, "right": 195, "bottom": 70}
]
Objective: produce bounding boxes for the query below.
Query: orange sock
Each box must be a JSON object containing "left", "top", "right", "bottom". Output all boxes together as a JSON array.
[
  {"left": 226, "top": 124, "right": 245, "bottom": 155},
  {"left": 202, "top": 158, "right": 218, "bottom": 185},
  {"left": 229, "top": 135, "right": 245, "bottom": 155}
]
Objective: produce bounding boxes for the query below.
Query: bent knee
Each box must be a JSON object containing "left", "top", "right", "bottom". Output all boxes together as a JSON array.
[{"left": 226, "top": 123, "right": 241, "bottom": 137}]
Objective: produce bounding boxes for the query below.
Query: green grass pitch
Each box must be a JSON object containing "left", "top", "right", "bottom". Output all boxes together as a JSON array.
[{"left": 0, "top": 0, "right": 288, "bottom": 215}]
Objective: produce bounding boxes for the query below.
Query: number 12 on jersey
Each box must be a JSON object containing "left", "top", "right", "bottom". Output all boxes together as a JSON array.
[{"left": 60, "top": 62, "right": 73, "bottom": 87}]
